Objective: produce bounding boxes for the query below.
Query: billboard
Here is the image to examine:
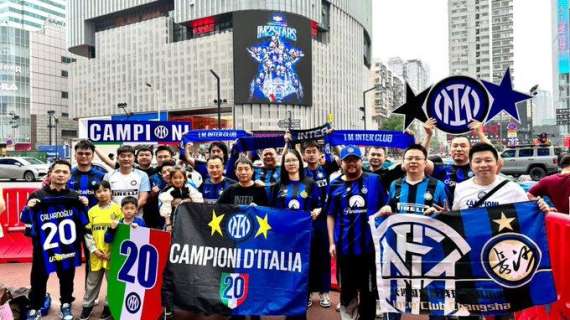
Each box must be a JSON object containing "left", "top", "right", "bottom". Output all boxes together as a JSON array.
[
  {"left": 559, "top": 0, "right": 570, "bottom": 74},
  {"left": 233, "top": 11, "right": 312, "bottom": 106}
]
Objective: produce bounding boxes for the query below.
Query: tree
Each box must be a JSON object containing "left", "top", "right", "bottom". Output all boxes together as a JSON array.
[{"left": 379, "top": 115, "right": 405, "bottom": 131}]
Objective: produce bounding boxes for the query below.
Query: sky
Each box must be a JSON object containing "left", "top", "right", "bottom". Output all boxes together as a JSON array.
[{"left": 372, "top": 0, "right": 553, "bottom": 93}]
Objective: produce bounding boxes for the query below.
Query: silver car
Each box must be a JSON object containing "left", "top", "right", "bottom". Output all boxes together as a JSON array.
[{"left": 0, "top": 157, "right": 49, "bottom": 182}]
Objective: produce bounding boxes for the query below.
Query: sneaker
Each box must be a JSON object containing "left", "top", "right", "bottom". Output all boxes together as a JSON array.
[
  {"left": 59, "top": 303, "right": 73, "bottom": 320},
  {"left": 79, "top": 306, "right": 94, "bottom": 320},
  {"left": 26, "top": 309, "right": 41, "bottom": 320},
  {"left": 100, "top": 306, "right": 112, "bottom": 320},
  {"left": 307, "top": 297, "right": 313, "bottom": 307},
  {"left": 319, "top": 293, "right": 332, "bottom": 308}
]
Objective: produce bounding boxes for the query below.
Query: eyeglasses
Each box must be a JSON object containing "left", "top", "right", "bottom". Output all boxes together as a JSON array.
[{"left": 404, "top": 157, "right": 426, "bottom": 162}]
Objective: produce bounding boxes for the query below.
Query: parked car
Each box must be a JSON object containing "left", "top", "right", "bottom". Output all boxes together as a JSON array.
[
  {"left": 500, "top": 145, "right": 561, "bottom": 181},
  {"left": 0, "top": 157, "right": 49, "bottom": 182}
]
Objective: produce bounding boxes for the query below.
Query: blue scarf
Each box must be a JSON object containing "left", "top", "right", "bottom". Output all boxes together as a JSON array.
[
  {"left": 325, "top": 130, "right": 414, "bottom": 149},
  {"left": 291, "top": 123, "right": 331, "bottom": 142}
]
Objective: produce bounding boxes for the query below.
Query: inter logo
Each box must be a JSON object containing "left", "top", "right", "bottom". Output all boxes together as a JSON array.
[
  {"left": 481, "top": 233, "right": 541, "bottom": 288},
  {"left": 125, "top": 292, "right": 141, "bottom": 314},
  {"left": 154, "top": 125, "right": 169, "bottom": 139},
  {"left": 227, "top": 213, "right": 254, "bottom": 241},
  {"left": 426, "top": 76, "right": 489, "bottom": 134}
]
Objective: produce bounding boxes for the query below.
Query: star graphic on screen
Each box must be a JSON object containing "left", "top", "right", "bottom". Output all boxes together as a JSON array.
[
  {"left": 255, "top": 214, "right": 272, "bottom": 239},
  {"left": 208, "top": 210, "right": 225, "bottom": 236},
  {"left": 493, "top": 212, "right": 515, "bottom": 232},
  {"left": 482, "top": 68, "right": 532, "bottom": 122},
  {"left": 392, "top": 83, "right": 431, "bottom": 129}
]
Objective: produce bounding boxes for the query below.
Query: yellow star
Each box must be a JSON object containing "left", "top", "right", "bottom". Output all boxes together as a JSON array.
[
  {"left": 208, "top": 210, "right": 224, "bottom": 236},
  {"left": 493, "top": 212, "right": 515, "bottom": 232},
  {"left": 255, "top": 214, "right": 272, "bottom": 239}
]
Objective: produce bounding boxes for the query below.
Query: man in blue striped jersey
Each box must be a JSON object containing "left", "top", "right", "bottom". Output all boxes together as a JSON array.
[{"left": 327, "top": 145, "right": 388, "bottom": 320}]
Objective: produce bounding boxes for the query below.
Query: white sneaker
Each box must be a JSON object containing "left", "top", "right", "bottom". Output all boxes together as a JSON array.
[{"left": 319, "top": 293, "right": 331, "bottom": 308}]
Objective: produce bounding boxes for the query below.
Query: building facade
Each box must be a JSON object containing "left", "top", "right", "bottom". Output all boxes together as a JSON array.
[
  {"left": 0, "top": 25, "right": 30, "bottom": 145},
  {"left": 0, "top": 0, "right": 65, "bottom": 31},
  {"left": 553, "top": 0, "right": 570, "bottom": 135},
  {"left": 30, "top": 21, "right": 77, "bottom": 147},
  {"left": 448, "top": 0, "right": 513, "bottom": 83},
  {"left": 67, "top": 0, "right": 373, "bottom": 130}
]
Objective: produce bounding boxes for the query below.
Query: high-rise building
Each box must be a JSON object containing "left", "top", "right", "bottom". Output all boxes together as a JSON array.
[
  {"left": 0, "top": 0, "right": 66, "bottom": 31},
  {"left": 30, "top": 21, "right": 77, "bottom": 147},
  {"left": 0, "top": 0, "right": 76, "bottom": 149},
  {"left": 531, "top": 90, "right": 554, "bottom": 127},
  {"left": 67, "top": 0, "right": 373, "bottom": 130},
  {"left": 403, "top": 59, "right": 430, "bottom": 93},
  {"left": 552, "top": 0, "right": 570, "bottom": 135},
  {"left": 448, "top": 0, "right": 513, "bottom": 83}
]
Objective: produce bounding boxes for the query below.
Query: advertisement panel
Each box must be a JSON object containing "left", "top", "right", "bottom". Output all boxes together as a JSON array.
[{"left": 233, "top": 11, "right": 312, "bottom": 106}]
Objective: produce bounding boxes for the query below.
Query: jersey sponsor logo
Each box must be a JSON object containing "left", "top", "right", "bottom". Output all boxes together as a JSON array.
[
  {"left": 481, "top": 233, "right": 541, "bottom": 288},
  {"left": 345, "top": 195, "right": 367, "bottom": 215},
  {"left": 426, "top": 76, "right": 490, "bottom": 134},
  {"left": 220, "top": 273, "right": 250, "bottom": 309},
  {"left": 373, "top": 214, "right": 471, "bottom": 313},
  {"left": 288, "top": 199, "right": 300, "bottom": 209},
  {"left": 113, "top": 189, "right": 139, "bottom": 197}
]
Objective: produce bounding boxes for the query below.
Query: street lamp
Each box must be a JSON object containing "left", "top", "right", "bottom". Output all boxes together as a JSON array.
[
  {"left": 361, "top": 85, "right": 380, "bottom": 130},
  {"left": 47, "top": 110, "right": 55, "bottom": 145},
  {"left": 117, "top": 102, "right": 132, "bottom": 118},
  {"left": 145, "top": 82, "right": 162, "bottom": 121},
  {"left": 209, "top": 69, "right": 227, "bottom": 129},
  {"left": 529, "top": 84, "right": 539, "bottom": 143}
]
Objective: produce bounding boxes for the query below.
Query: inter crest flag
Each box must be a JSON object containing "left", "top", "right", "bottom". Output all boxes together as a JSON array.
[
  {"left": 165, "top": 203, "right": 312, "bottom": 316},
  {"left": 107, "top": 225, "right": 171, "bottom": 320},
  {"left": 370, "top": 201, "right": 556, "bottom": 317}
]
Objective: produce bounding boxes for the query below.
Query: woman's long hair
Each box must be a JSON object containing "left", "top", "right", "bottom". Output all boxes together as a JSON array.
[{"left": 279, "top": 148, "right": 305, "bottom": 187}]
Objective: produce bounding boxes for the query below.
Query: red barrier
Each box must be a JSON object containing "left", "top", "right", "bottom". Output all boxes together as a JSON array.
[
  {"left": 0, "top": 188, "right": 37, "bottom": 263},
  {"left": 514, "top": 212, "right": 570, "bottom": 319}
]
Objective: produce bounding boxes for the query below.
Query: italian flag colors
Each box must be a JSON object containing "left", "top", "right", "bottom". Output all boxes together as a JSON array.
[{"left": 107, "top": 224, "right": 171, "bottom": 320}]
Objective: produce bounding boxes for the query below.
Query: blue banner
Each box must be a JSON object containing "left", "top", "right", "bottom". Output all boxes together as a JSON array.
[
  {"left": 182, "top": 130, "right": 251, "bottom": 144},
  {"left": 165, "top": 203, "right": 311, "bottom": 316},
  {"left": 370, "top": 202, "right": 557, "bottom": 316},
  {"left": 87, "top": 120, "right": 191, "bottom": 143},
  {"left": 325, "top": 130, "right": 415, "bottom": 149}
]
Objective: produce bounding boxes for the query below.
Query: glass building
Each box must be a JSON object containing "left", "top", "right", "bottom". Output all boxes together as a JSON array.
[{"left": 0, "top": 26, "right": 31, "bottom": 144}]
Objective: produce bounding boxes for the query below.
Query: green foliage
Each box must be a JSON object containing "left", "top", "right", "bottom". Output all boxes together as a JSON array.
[{"left": 380, "top": 115, "right": 405, "bottom": 131}]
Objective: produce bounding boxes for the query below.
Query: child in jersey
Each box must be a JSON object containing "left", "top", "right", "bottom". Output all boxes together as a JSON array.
[
  {"left": 79, "top": 181, "right": 122, "bottom": 320},
  {"left": 159, "top": 167, "right": 203, "bottom": 232},
  {"left": 104, "top": 196, "right": 146, "bottom": 245}
]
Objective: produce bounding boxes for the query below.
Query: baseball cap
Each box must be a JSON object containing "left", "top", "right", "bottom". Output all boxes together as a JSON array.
[{"left": 340, "top": 145, "right": 362, "bottom": 160}]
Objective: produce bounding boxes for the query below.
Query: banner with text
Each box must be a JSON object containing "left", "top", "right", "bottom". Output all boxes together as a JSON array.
[
  {"left": 165, "top": 203, "right": 311, "bottom": 316},
  {"left": 107, "top": 225, "right": 171, "bottom": 320},
  {"left": 87, "top": 120, "right": 191, "bottom": 143},
  {"left": 325, "top": 130, "right": 415, "bottom": 149},
  {"left": 370, "top": 202, "right": 556, "bottom": 317}
]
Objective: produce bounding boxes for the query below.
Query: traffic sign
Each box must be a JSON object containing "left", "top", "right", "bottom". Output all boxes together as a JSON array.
[{"left": 277, "top": 119, "right": 301, "bottom": 129}]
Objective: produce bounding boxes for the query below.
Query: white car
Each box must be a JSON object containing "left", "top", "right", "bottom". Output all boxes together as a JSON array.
[{"left": 0, "top": 157, "right": 49, "bottom": 182}]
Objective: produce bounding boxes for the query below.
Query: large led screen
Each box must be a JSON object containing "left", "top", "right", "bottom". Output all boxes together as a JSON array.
[{"left": 233, "top": 11, "right": 313, "bottom": 106}]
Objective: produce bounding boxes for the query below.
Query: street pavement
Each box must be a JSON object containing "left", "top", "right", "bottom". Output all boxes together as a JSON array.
[{"left": 0, "top": 262, "right": 344, "bottom": 320}]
